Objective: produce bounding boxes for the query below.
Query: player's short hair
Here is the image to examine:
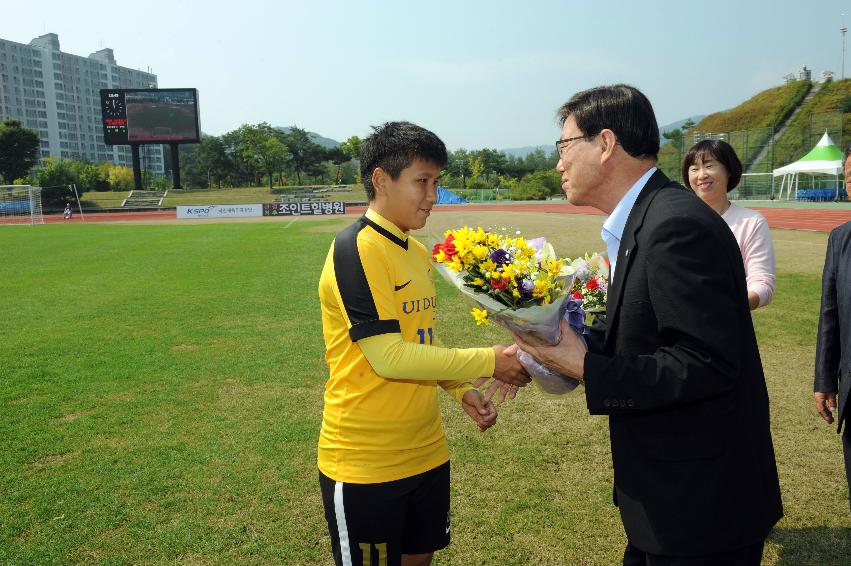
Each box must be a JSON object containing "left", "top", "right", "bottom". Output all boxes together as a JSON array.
[{"left": 360, "top": 121, "right": 448, "bottom": 201}]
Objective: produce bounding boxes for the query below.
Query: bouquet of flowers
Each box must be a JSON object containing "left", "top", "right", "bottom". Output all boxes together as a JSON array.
[
  {"left": 432, "top": 226, "right": 586, "bottom": 394},
  {"left": 567, "top": 253, "right": 609, "bottom": 325}
]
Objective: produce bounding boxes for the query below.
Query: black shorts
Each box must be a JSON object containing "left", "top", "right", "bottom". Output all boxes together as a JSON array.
[{"left": 319, "top": 462, "right": 451, "bottom": 566}]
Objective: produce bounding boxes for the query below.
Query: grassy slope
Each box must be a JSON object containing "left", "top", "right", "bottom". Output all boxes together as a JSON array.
[
  {"left": 768, "top": 78, "right": 851, "bottom": 170},
  {"left": 1, "top": 213, "right": 849, "bottom": 564},
  {"left": 657, "top": 81, "right": 812, "bottom": 179}
]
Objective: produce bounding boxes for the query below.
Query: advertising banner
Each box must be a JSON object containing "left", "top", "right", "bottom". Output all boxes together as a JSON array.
[
  {"left": 263, "top": 202, "right": 347, "bottom": 216},
  {"left": 177, "top": 204, "right": 263, "bottom": 219}
]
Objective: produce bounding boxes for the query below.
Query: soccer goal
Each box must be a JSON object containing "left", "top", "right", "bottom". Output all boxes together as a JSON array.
[{"left": 0, "top": 185, "right": 44, "bottom": 225}]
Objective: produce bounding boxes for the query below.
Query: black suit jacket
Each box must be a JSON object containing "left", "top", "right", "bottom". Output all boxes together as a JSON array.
[
  {"left": 583, "top": 170, "right": 783, "bottom": 556},
  {"left": 815, "top": 221, "right": 851, "bottom": 432}
]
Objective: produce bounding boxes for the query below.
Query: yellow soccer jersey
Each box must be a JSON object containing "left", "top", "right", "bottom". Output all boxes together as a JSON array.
[{"left": 318, "top": 209, "right": 486, "bottom": 484}]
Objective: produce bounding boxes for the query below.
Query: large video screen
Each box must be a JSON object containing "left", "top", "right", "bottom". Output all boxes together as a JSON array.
[{"left": 100, "top": 88, "right": 201, "bottom": 145}]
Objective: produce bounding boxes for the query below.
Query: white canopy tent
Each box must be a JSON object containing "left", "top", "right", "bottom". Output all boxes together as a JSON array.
[{"left": 773, "top": 132, "right": 845, "bottom": 200}]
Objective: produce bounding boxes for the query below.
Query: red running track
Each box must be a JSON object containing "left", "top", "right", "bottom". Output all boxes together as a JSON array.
[{"left": 42, "top": 203, "right": 851, "bottom": 233}]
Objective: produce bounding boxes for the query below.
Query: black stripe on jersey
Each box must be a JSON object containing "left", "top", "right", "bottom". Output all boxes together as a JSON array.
[
  {"left": 362, "top": 217, "right": 408, "bottom": 250},
  {"left": 335, "top": 217, "right": 402, "bottom": 342}
]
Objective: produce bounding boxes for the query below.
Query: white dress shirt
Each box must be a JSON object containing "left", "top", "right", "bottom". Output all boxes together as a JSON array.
[{"left": 601, "top": 167, "right": 657, "bottom": 284}]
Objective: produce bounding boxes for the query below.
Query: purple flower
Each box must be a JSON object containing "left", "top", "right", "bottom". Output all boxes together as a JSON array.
[
  {"left": 564, "top": 297, "right": 588, "bottom": 335},
  {"left": 491, "top": 249, "right": 511, "bottom": 265},
  {"left": 519, "top": 279, "right": 535, "bottom": 299}
]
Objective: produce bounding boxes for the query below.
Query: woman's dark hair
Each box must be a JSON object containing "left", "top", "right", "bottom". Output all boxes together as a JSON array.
[
  {"left": 556, "top": 84, "right": 659, "bottom": 160},
  {"left": 360, "top": 121, "right": 447, "bottom": 201},
  {"left": 681, "top": 139, "right": 743, "bottom": 192}
]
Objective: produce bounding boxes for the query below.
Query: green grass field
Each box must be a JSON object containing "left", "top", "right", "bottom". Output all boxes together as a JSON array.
[{"left": 1, "top": 212, "right": 849, "bottom": 565}]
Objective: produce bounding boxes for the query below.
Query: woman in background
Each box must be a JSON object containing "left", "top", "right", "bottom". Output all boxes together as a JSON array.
[{"left": 682, "top": 140, "right": 775, "bottom": 310}]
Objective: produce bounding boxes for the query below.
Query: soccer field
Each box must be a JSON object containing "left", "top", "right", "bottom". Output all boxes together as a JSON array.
[{"left": 1, "top": 213, "right": 849, "bottom": 565}]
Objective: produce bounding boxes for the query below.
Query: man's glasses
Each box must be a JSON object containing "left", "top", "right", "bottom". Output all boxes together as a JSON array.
[
  {"left": 556, "top": 133, "right": 621, "bottom": 159},
  {"left": 555, "top": 134, "right": 590, "bottom": 159}
]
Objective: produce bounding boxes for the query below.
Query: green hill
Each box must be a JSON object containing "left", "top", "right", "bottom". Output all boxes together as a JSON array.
[
  {"left": 766, "top": 78, "right": 851, "bottom": 171},
  {"left": 657, "top": 80, "right": 812, "bottom": 181}
]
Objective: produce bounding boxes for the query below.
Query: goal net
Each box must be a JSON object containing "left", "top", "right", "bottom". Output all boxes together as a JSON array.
[{"left": 0, "top": 185, "right": 44, "bottom": 225}]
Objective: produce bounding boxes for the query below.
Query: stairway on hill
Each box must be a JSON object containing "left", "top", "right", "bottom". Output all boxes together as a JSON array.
[
  {"left": 746, "top": 81, "right": 823, "bottom": 174},
  {"left": 122, "top": 190, "right": 167, "bottom": 208}
]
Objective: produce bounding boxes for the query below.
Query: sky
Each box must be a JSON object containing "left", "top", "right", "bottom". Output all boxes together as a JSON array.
[{"left": 2, "top": 0, "right": 849, "bottom": 150}]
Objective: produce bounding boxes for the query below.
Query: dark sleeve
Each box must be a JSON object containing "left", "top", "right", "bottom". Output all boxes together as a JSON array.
[
  {"left": 815, "top": 229, "right": 840, "bottom": 393},
  {"left": 585, "top": 314, "right": 607, "bottom": 353},
  {"left": 583, "top": 214, "right": 744, "bottom": 414},
  {"left": 334, "top": 229, "right": 401, "bottom": 342}
]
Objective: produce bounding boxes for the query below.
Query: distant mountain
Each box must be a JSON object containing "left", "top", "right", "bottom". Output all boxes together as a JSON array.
[
  {"left": 659, "top": 115, "right": 706, "bottom": 136},
  {"left": 501, "top": 145, "right": 553, "bottom": 158},
  {"left": 275, "top": 126, "right": 339, "bottom": 148}
]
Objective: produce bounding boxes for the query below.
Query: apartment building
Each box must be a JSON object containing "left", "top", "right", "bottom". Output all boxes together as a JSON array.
[{"left": 0, "top": 33, "right": 164, "bottom": 174}]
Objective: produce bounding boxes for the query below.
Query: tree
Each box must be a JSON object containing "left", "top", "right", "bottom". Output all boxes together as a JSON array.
[
  {"left": 233, "top": 123, "right": 290, "bottom": 189},
  {"left": 339, "top": 136, "right": 361, "bottom": 161},
  {"left": 475, "top": 148, "right": 508, "bottom": 181},
  {"left": 0, "top": 119, "right": 40, "bottom": 183},
  {"left": 325, "top": 146, "right": 349, "bottom": 184},
  {"left": 197, "top": 136, "right": 233, "bottom": 188},
  {"left": 681, "top": 118, "right": 696, "bottom": 131},
  {"left": 447, "top": 149, "right": 471, "bottom": 188},
  {"left": 279, "top": 126, "right": 325, "bottom": 185},
  {"left": 33, "top": 157, "right": 76, "bottom": 209},
  {"left": 662, "top": 129, "right": 684, "bottom": 143},
  {"left": 102, "top": 163, "right": 134, "bottom": 192},
  {"left": 469, "top": 155, "right": 485, "bottom": 181}
]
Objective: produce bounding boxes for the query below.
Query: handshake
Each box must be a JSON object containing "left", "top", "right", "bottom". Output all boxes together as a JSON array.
[
  {"left": 460, "top": 344, "right": 528, "bottom": 432},
  {"left": 461, "top": 326, "right": 590, "bottom": 432}
]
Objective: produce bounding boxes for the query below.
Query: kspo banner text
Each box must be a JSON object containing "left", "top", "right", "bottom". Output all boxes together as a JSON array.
[
  {"left": 263, "top": 202, "right": 346, "bottom": 216},
  {"left": 177, "top": 204, "right": 263, "bottom": 219}
]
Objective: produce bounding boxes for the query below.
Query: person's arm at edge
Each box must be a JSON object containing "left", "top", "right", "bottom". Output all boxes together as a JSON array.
[
  {"left": 814, "top": 229, "right": 840, "bottom": 425},
  {"left": 743, "top": 216, "right": 776, "bottom": 310}
]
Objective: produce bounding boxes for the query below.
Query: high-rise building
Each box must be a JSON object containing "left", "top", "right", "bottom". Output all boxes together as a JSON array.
[{"left": 0, "top": 33, "right": 164, "bottom": 174}]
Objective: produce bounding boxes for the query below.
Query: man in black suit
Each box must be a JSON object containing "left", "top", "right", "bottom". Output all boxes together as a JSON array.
[
  {"left": 516, "top": 85, "right": 782, "bottom": 564},
  {"left": 814, "top": 144, "right": 851, "bottom": 513}
]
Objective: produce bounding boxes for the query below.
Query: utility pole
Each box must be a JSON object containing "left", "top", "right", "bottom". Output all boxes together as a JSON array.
[{"left": 842, "top": 14, "right": 847, "bottom": 79}]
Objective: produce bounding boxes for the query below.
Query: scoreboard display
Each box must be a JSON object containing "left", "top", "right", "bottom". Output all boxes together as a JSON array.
[
  {"left": 100, "top": 88, "right": 201, "bottom": 145},
  {"left": 101, "top": 91, "right": 128, "bottom": 144}
]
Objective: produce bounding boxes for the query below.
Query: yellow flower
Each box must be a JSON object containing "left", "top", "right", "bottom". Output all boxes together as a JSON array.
[
  {"left": 546, "top": 259, "right": 564, "bottom": 276},
  {"left": 434, "top": 249, "right": 446, "bottom": 263},
  {"left": 471, "top": 308, "right": 490, "bottom": 325},
  {"left": 454, "top": 238, "right": 473, "bottom": 259},
  {"left": 473, "top": 227, "right": 488, "bottom": 244},
  {"left": 533, "top": 278, "right": 552, "bottom": 298},
  {"left": 481, "top": 259, "right": 497, "bottom": 274},
  {"left": 472, "top": 245, "right": 489, "bottom": 261},
  {"left": 471, "top": 277, "right": 485, "bottom": 287}
]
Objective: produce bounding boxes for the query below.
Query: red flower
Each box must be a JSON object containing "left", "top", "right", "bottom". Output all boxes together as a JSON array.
[
  {"left": 443, "top": 241, "right": 457, "bottom": 258},
  {"left": 432, "top": 243, "right": 443, "bottom": 259},
  {"left": 491, "top": 278, "right": 507, "bottom": 291},
  {"left": 573, "top": 291, "right": 584, "bottom": 300},
  {"left": 585, "top": 278, "right": 599, "bottom": 291}
]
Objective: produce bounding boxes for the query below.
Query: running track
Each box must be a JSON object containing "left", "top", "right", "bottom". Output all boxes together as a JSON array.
[{"left": 43, "top": 203, "right": 851, "bottom": 232}]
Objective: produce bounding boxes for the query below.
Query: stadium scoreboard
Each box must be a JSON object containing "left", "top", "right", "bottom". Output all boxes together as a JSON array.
[{"left": 99, "top": 88, "right": 201, "bottom": 145}]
